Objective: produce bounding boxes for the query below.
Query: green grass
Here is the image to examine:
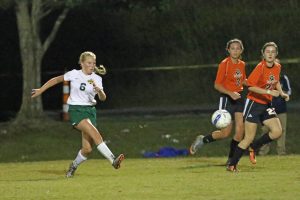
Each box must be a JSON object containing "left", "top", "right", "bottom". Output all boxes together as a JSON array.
[
  {"left": 0, "top": 113, "right": 299, "bottom": 199},
  {"left": 0, "top": 156, "right": 299, "bottom": 200},
  {"left": 0, "top": 113, "right": 299, "bottom": 162}
]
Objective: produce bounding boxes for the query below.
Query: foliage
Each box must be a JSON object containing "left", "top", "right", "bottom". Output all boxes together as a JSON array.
[
  {"left": 0, "top": 0, "right": 13, "bottom": 9},
  {"left": 1, "top": 0, "right": 299, "bottom": 117},
  {"left": 89, "top": 0, "right": 299, "bottom": 67}
]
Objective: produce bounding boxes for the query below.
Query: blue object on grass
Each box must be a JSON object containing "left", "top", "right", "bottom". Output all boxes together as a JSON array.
[{"left": 143, "top": 147, "right": 189, "bottom": 158}]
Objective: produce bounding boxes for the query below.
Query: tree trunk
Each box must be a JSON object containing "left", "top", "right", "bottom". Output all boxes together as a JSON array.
[
  {"left": 14, "top": 0, "right": 69, "bottom": 124},
  {"left": 15, "top": 0, "right": 44, "bottom": 123}
]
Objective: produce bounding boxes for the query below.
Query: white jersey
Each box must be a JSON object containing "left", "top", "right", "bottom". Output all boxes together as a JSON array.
[{"left": 64, "top": 69, "right": 103, "bottom": 106}]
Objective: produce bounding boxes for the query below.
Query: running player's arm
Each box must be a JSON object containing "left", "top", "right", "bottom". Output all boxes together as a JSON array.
[
  {"left": 282, "top": 75, "right": 292, "bottom": 95},
  {"left": 31, "top": 75, "right": 64, "bottom": 98},
  {"left": 94, "top": 86, "right": 106, "bottom": 101},
  {"left": 248, "top": 86, "right": 279, "bottom": 97},
  {"left": 247, "top": 65, "right": 279, "bottom": 97},
  {"left": 214, "top": 84, "right": 241, "bottom": 100},
  {"left": 214, "top": 62, "right": 240, "bottom": 100},
  {"left": 275, "top": 82, "right": 289, "bottom": 101},
  {"left": 92, "top": 77, "right": 106, "bottom": 101}
]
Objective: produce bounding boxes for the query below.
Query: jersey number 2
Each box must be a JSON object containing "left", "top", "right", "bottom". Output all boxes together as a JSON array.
[{"left": 266, "top": 108, "right": 276, "bottom": 115}]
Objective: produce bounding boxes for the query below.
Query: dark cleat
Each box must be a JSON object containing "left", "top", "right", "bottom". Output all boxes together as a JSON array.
[
  {"left": 112, "top": 154, "right": 125, "bottom": 169},
  {"left": 66, "top": 162, "right": 77, "bottom": 178}
]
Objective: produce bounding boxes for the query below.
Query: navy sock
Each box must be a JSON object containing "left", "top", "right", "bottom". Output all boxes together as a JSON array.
[
  {"left": 229, "top": 146, "right": 245, "bottom": 166},
  {"left": 251, "top": 133, "right": 273, "bottom": 151},
  {"left": 203, "top": 134, "right": 216, "bottom": 144},
  {"left": 228, "top": 139, "right": 239, "bottom": 158}
]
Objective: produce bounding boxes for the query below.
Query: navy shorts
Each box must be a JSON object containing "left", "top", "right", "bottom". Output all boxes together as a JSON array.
[
  {"left": 243, "top": 98, "right": 277, "bottom": 124},
  {"left": 218, "top": 94, "right": 245, "bottom": 120}
]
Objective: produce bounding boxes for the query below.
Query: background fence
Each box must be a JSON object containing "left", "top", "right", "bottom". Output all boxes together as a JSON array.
[{"left": 1, "top": 59, "right": 299, "bottom": 121}]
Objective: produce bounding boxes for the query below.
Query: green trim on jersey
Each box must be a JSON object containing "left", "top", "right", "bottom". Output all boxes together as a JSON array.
[{"left": 68, "top": 105, "right": 97, "bottom": 126}]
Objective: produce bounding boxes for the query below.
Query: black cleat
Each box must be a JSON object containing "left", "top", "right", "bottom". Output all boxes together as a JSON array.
[{"left": 66, "top": 162, "right": 77, "bottom": 178}]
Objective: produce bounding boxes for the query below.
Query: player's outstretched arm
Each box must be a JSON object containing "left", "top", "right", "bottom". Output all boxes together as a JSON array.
[
  {"left": 276, "top": 82, "right": 289, "bottom": 101},
  {"left": 92, "top": 82, "right": 106, "bottom": 101},
  {"left": 31, "top": 75, "right": 64, "bottom": 98},
  {"left": 248, "top": 86, "right": 279, "bottom": 97},
  {"left": 214, "top": 83, "right": 241, "bottom": 100}
]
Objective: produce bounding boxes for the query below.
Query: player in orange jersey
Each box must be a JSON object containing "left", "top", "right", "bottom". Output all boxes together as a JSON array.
[
  {"left": 190, "top": 39, "right": 247, "bottom": 165},
  {"left": 227, "top": 42, "right": 289, "bottom": 172}
]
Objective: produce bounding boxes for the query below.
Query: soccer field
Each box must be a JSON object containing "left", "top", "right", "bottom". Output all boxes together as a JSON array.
[{"left": 0, "top": 156, "right": 299, "bottom": 200}]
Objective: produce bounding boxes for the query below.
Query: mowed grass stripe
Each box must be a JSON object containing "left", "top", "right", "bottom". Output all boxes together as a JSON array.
[{"left": 0, "top": 156, "right": 299, "bottom": 200}]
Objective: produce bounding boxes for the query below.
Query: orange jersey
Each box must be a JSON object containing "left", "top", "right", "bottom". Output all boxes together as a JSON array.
[
  {"left": 247, "top": 60, "right": 281, "bottom": 104},
  {"left": 214, "top": 57, "right": 246, "bottom": 92}
]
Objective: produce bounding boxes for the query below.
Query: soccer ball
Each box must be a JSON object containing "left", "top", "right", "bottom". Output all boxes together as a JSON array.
[{"left": 211, "top": 109, "right": 232, "bottom": 129}]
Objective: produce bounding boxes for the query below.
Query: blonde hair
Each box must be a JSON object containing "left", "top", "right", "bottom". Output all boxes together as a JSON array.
[
  {"left": 78, "top": 51, "right": 107, "bottom": 75},
  {"left": 78, "top": 51, "right": 96, "bottom": 64},
  {"left": 95, "top": 65, "right": 107, "bottom": 75},
  {"left": 261, "top": 42, "right": 278, "bottom": 55}
]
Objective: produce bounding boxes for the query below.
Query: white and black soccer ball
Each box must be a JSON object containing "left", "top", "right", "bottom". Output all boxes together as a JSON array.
[{"left": 211, "top": 109, "right": 232, "bottom": 129}]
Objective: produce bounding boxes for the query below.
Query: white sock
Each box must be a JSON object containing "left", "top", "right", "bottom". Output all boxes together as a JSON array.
[
  {"left": 97, "top": 142, "right": 115, "bottom": 164},
  {"left": 73, "top": 150, "right": 87, "bottom": 168}
]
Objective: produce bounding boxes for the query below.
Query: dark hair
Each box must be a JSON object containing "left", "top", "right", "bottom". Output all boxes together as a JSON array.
[{"left": 226, "top": 38, "right": 244, "bottom": 51}]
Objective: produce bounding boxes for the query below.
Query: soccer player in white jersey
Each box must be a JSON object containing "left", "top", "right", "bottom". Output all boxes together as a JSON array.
[{"left": 31, "top": 51, "right": 124, "bottom": 178}]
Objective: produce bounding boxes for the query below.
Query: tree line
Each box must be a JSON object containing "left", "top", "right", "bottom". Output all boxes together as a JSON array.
[{"left": 0, "top": 0, "right": 299, "bottom": 123}]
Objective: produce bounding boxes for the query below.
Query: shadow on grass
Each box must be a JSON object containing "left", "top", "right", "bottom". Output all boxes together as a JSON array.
[
  {"left": 37, "top": 169, "right": 66, "bottom": 175},
  {"left": 0, "top": 169, "right": 67, "bottom": 182},
  {"left": 0, "top": 177, "right": 64, "bottom": 182},
  {"left": 180, "top": 158, "right": 265, "bottom": 171}
]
